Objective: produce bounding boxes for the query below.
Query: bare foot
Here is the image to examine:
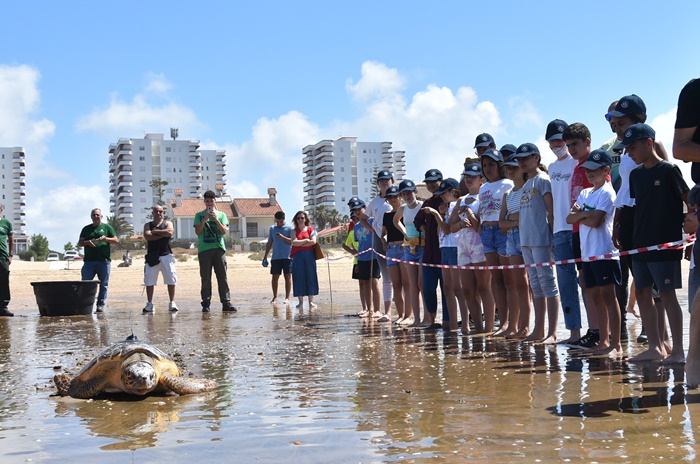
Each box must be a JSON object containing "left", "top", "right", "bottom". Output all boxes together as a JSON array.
[
  {"left": 627, "top": 305, "right": 640, "bottom": 318},
  {"left": 296, "top": 304, "right": 303, "bottom": 310},
  {"left": 270, "top": 297, "right": 276, "bottom": 304},
  {"left": 523, "top": 332, "right": 543, "bottom": 342},
  {"left": 542, "top": 334, "right": 558, "bottom": 345},
  {"left": 394, "top": 317, "right": 405, "bottom": 325},
  {"left": 377, "top": 314, "right": 391, "bottom": 322},
  {"left": 310, "top": 303, "right": 318, "bottom": 310},
  {"left": 371, "top": 311, "right": 383, "bottom": 319},
  {"left": 358, "top": 310, "right": 370, "bottom": 318},
  {"left": 283, "top": 299, "right": 290, "bottom": 305},
  {"left": 599, "top": 344, "right": 623, "bottom": 358},
  {"left": 628, "top": 347, "right": 666, "bottom": 363},
  {"left": 400, "top": 317, "right": 414, "bottom": 326},
  {"left": 461, "top": 329, "right": 471, "bottom": 336}
]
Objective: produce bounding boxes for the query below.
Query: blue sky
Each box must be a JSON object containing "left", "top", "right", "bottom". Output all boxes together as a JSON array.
[{"left": 2, "top": 1, "right": 700, "bottom": 249}]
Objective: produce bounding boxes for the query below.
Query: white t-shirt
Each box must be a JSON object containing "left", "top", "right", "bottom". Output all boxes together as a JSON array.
[
  {"left": 548, "top": 155, "right": 578, "bottom": 234},
  {"left": 612, "top": 152, "right": 640, "bottom": 209},
  {"left": 479, "top": 179, "right": 513, "bottom": 222},
  {"left": 575, "top": 182, "right": 618, "bottom": 259},
  {"left": 366, "top": 195, "right": 391, "bottom": 237},
  {"left": 439, "top": 201, "right": 458, "bottom": 248}
]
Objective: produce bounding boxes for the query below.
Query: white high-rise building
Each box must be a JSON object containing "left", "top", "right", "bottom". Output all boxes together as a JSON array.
[
  {"left": 302, "top": 137, "right": 406, "bottom": 217},
  {"left": 109, "top": 133, "right": 226, "bottom": 234},
  {"left": 0, "top": 147, "right": 27, "bottom": 254}
]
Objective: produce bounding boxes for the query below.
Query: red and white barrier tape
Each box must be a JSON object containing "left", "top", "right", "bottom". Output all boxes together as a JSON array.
[{"left": 349, "top": 235, "right": 696, "bottom": 271}]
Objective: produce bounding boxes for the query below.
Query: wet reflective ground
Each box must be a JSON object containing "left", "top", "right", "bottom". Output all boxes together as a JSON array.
[{"left": 2, "top": 295, "right": 700, "bottom": 463}]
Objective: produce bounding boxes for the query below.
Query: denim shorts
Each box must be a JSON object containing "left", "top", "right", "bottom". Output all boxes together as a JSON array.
[
  {"left": 386, "top": 243, "right": 404, "bottom": 267},
  {"left": 441, "top": 246, "right": 458, "bottom": 266},
  {"left": 505, "top": 227, "right": 522, "bottom": 257},
  {"left": 404, "top": 245, "right": 424, "bottom": 263},
  {"left": 480, "top": 224, "right": 507, "bottom": 256}
]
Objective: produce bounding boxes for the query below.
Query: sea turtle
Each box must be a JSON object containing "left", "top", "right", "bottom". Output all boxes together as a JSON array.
[{"left": 53, "top": 335, "right": 217, "bottom": 399}]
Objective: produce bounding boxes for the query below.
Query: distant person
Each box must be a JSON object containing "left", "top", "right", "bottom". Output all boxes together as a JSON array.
[
  {"left": 0, "top": 203, "right": 13, "bottom": 317},
  {"left": 263, "top": 211, "right": 293, "bottom": 305},
  {"left": 142, "top": 205, "right": 178, "bottom": 314},
  {"left": 194, "top": 190, "right": 236, "bottom": 312},
  {"left": 284, "top": 211, "right": 319, "bottom": 310},
  {"left": 78, "top": 208, "right": 118, "bottom": 313},
  {"left": 366, "top": 170, "right": 394, "bottom": 315}
]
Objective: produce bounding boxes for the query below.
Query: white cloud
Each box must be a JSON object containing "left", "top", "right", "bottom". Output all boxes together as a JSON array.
[
  {"left": 75, "top": 74, "right": 201, "bottom": 137},
  {"left": 25, "top": 184, "right": 109, "bottom": 250},
  {"left": 346, "top": 61, "right": 406, "bottom": 103},
  {"left": 0, "top": 64, "right": 59, "bottom": 178}
]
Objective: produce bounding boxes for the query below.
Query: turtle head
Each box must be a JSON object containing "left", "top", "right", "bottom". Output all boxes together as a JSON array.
[{"left": 122, "top": 361, "right": 157, "bottom": 394}]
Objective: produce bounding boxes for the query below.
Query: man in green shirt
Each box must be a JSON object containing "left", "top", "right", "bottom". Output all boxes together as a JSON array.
[
  {"left": 0, "top": 203, "right": 14, "bottom": 317},
  {"left": 78, "top": 208, "right": 118, "bottom": 312},
  {"left": 194, "top": 190, "right": 235, "bottom": 312}
]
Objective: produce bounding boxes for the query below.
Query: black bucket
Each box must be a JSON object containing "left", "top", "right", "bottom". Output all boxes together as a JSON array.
[{"left": 30, "top": 281, "right": 99, "bottom": 316}]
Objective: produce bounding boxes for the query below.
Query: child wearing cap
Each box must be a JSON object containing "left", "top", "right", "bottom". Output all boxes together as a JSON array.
[
  {"left": 514, "top": 143, "right": 560, "bottom": 344},
  {"left": 382, "top": 185, "right": 409, "bottom": 324},
  {"left": 393, "top": 179, "right": 424, "bottom": 327},
  {"left": 479, "top": 149, "right": 513, "bottom": 334},
  {"left": 498, "top": 155, "right": 531, "bottom": 338},
  {"left": 423, "top": 178, "right": 467, "bottom": 333},
  {"left": 451, "top": 163, "right": 491, "bottom": 333},
  {"left": 546, "top": 119, "right": 583, "bottom": 344},
  {"left": 342, "top": 213, "right": 368, "bottom": 315},
  {"left": 566, "top": 149, "right": 622, "bottom": 357},
  {"left": 366, "top": 170, "right": 394, "bottom": 316},
  {"left": 349, "top": 200, "right": 382, "bottom": 319},
  {"left": 622, "top": 123, "right": 689, "bottom": 364}
]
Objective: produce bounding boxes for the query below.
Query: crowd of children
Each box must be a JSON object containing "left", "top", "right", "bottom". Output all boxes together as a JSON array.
[{"left": 342, "top": 93, "right": 694, "bottom": 363}]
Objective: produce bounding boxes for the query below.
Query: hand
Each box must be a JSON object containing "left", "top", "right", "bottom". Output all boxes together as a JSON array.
[{"left": 571, "top": 204, "right": 582, "bottom": 213}]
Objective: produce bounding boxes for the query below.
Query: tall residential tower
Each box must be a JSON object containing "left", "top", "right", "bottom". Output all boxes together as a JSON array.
[
  {"left": 0, "top": 147, "right": 27, "bottom": 254},
  {"left": 302, "top": 137, "right": 406, "bottom": 217},
  {"left": 109, "top": 133, "right": 226, "bottom": 233}
]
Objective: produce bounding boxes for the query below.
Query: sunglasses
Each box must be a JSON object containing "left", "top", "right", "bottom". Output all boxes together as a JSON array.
[{"left": 605, "top": 113, "right": 613, "bottom": 122}]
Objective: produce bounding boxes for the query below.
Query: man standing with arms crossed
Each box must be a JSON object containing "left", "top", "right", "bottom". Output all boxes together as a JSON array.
[{"left": 142, "top": 205, "right": 178, "bottom": 313}]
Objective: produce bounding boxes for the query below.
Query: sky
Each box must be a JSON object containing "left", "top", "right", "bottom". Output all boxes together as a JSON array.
[{"left": 2, "top": 1, "right": 700, "bottom": 250}]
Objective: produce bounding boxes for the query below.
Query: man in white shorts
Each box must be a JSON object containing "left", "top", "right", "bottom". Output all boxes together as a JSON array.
[{"left": 142, "top": 205, "right": 178, "bottom": 313}]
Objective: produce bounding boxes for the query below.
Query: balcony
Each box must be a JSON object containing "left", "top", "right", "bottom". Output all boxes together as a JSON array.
[
  {"left": 215, "top": 169, "right": 225, "bottom": 176},
  {"left": 303, "top": 163, "right": 314, "bottom": 174},
  {"left": 303, "top": 174, "right": 314, "bottom": 184},
  {"left": 118, "top": 212, "right": 134, "bottom": 219},
  {"left": 303, "top": 194, "right": 314, "bottom": 203},
  {"left": 117, "top": 180, "right": 133, "bottom": 189},
  {"left": 314, "top": 180, "right": 335, "bottom": 190},
  {"left": 303, "top": 183, "right": 314, "bottom": 193},
  {"left": 316, "top": 159, "right": 334, "bottom": 168},
  {"left": 302, "top": 153, "right": 314, "bottom": 164},
  {"left": 118, "top": 148, "right": 132, "bottom": 156},
  {"left": 314, "top": 169, "right": 334, "bottom": 181},
  {"left": 189, "top": 180, "right": 201, "bottom": 187},
  {"left": 189, "top": 170, "right": 202, "bottom": 179},
  {"left": 117, "top": 190, "right": 132, "bottom": 199}
]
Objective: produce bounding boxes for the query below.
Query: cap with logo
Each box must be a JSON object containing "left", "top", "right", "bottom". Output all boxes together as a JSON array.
[
  {"left": 499, "top": 144, "right": 518, "bottom": 157},
  {"left": 580, "top": 149, "right": 613, "bottom": 170},
  {"left": 513, "top": 143, "right": 541, "bottom": 158},
  {"left": 481, "top": 148, "right": 504, "bottom": 163},
  {"left": 462, "top": 162, "right": 483, "bottom": 176},
  {"left": 384, "top": 185, "right": 400, "bottom": 197},
  {"left": 346, "top": 196, "right": 360, "bottom": 206},
  {"left": 398, "top": 179, "right": 417, "bottom": 193},
  {"left": 614, "top": 123, "right": 656, "bottom": 150},
  {"left": 434, "top": 178, "right": 460, "bottom": 196},
  {"left": 474, "top": 133, "right": 495, "bottom": 148},
  {"left": 608, "top": 94, "right": 647, "bottom": 118},
  {"left": 545, "top": 119, "right": 568, "bottom": 141},
  {"left": 423, "top": 169, "right": 443, "bottom": 182},
  {"left": 348, "top": 199, "right": 367, "bottom": 211},
  {"left": 376, "top": 169, "right": 393, "bottom": 181},
  {"left": 503, "top": 154, "right": 520, "bottom": 167}
]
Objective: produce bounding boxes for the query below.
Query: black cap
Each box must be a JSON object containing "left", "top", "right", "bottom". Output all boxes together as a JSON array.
[
  {"left": 580, "top": 149, "right": 613, "bottom": 170},
  {"left": 398, "top": 179, "right": 417, "bottom": 193},
  {"left": 513, "top": 143, "right": 540, "bottom": 158},
  {"left": 609, "top": 94, "right": 647, "bottom": 118},
  {"left": 474, "top": 133, "right": 495, "bottom": 148},
  {"left": 434, "top": 178, "right": 460, "bottom": 196},
  {"left": 423, "top": 169, "right": 443, "bottom": 182},
  {"left": 545, "top": 119, "right": 568, "bottom": 141},
  {"left": 385, "top": 185, "right": 400, "bottom": 197},
  {"left": 614, "top": 123, "right": 656, "bottom": 150},
  {"left": 499, "top": 144, "right": 517, "bottom": 157},
  {"left": 376, "top": 169, "right": 393, "bottom": 181}
]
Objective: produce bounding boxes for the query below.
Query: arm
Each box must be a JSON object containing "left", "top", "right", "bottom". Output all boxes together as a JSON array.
[
  {"left": 263, "top": 236, "right": 273, "bottom": 260},
  {"left": 673, "top": 127, "right": 700, "bottom": 163},
  {"left": 150, "top": 221, "right": 174, "bottom": 238},
  {"left": 578, "top": 210, "right": 607, "bottom": 229},
  {"left": 655, "top": 140, "right": 669, "bottom": 161},
  {"left": 612, "top": 208, "right": 622, "bottom": 250},
  {"left": 543, "top": 192, "right": 555, "bottom": 234},
  {"left": 7, "top": 234, "right": 13, "bottom": 262},
  {"left": 194, "top": 212, "right": 207, "bottom": 236},
  {"left": 422, "top": 206, "right": 452, "bottom": 234},
  {"left": 498, "top": 191, "right": 517, "bottom": 234},
  {"left": 393, "top": 206, "right": 408, "bottom": 238}
]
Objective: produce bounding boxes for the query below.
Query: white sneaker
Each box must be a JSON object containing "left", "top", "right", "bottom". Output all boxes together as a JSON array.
[
  {"left": 143, "top": 301, "right": 154, "bottom": 313},
  {"left": 168, "top": 301, "right": 179, "bottom": 312}
]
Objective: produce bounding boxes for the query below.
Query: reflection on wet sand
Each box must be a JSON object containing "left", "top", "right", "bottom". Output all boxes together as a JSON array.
[{"left": 2, "top": 298, "right": 700, "bottom": 461}]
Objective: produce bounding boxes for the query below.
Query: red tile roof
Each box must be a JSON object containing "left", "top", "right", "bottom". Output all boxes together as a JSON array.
[
  {"left": 232, "top": 198, "right": 283, "bottom": 217},
  {"left": 170, "top": 198, "right": 235, "bottom": 219},
  {"left": 317, "top": 225, "right": 345, "bottom": 237}
]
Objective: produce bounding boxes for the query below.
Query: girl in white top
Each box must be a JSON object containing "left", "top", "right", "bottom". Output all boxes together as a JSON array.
[
  {"left": 423, "top": 178, "right": 466, "bottom": 333},
  {"left": 498, "top": 156, "right": 531, "bottom": 339}
]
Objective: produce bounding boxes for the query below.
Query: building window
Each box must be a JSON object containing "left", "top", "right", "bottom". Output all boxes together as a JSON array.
[
  {"left": 166, "top": 157, "right": 172, "bottom": 162},
  {"left": 166, "top": 147, "right": 172, "bottom": 152},
  {"left": 139, "top": 156, "right": 145, "bottom": 161},
  {"left": 139, "top": 146, "right": 145, "bottom": 151},
  {"left": 340, "top": 167, "right": 344, "bottom": 172},
  {"left": 140, "top": 188, "right": 146, "bottom": 193},
  {"left": 246, "top": 222, "right": 258, "bottom": 237},
  {"left": 140, "top": 167, "right": 146, "bottom": 172},
  {"left": 341, "top": 197, "right": 345, "bottom": 203}
]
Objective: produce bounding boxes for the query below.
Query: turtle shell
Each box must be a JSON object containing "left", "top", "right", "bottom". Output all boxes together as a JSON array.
[{"left": 75, "top": 335, "right": 175, "bottom": 379}]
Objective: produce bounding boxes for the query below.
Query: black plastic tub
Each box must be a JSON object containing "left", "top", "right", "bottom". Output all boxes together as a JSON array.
[{"left": 30, "top": 281, "right": 99, "bottom": 316}]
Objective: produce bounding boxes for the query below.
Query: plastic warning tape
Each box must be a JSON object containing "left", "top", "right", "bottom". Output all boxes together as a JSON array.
[{"left": 352, "top": 235, "right": 695, "bottom": 271}]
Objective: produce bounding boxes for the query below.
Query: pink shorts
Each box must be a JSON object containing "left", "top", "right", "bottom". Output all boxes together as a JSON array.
[{"left": 456, "top": 228, "right": 486, "bottom": 265}]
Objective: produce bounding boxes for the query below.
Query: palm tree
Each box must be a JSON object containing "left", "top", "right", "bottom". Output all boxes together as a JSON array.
[
  {"left": 313, "top": 205, "right": 328, "bottom": 230},
  {"left": 106, "top": 215, "right": 135, "bottom": 238},
  {"left": 328, "top": 209, "right": 341, "bottom": 228}
]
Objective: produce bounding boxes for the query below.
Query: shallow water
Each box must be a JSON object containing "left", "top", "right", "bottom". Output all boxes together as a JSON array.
[{"left": 1, "top": 293, "right": 700, "bottom": 463}]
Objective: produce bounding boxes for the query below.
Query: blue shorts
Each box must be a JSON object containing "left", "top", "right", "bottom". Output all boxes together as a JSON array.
[
  {"left": 386, "top": 243, "right": 404, "bottom": 267},
  {"left": 404, "top": 245, "right": 424, "bottom": 263},
  {"left": 505, "top": 228, "right": 522, "bottom": 257},
  {"left": 582, "top": 260, "right": 621, "bottom": 288},
  {"left": 632, "top": 259, "right": 682, "bottom": 291},
  {"left": 480, "top": 224, "right": 507, "bottom": 256},
  {"left": 441, "top": 247, "right": 458, "bottom": 266}
]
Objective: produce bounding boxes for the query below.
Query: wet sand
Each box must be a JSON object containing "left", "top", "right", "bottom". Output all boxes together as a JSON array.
[{"left": 1, "top": 253, "right": 700, "bottom": 462}]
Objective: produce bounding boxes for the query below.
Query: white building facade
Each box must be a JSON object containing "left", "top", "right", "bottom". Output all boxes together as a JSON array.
[
  {"left": 0, "top": 147, "right": 27, "bottom": 254},
  {"left": 302, "top": 137, "right": 406, "bottom": 217},
  {"left": 109, "top": 133, "right": 226, "bottom": 233}
]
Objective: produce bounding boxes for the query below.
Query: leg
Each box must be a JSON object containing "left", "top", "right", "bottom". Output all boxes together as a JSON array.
[
  {"left": 628, "top": 284, "right": 666, "bottom": 362},
  {"left": 507, "top": 255, "right": 530, "bottom": 339},
  {"left": 211, "top": 248, "right": 231, "bottom": 304},
  {"left": 660, "top": 289, "right": 686, "bottom": 364},
  {"left": 422, "top": 266, "right": 439, "bottom": 325},
  {"left": 388, "top": 264, "right": 404, "bottom": 320},
  {"left": 474, "top": 268, "right": 493, "bottom": 333},
  {"left": 199, "top": 250, "right": 213, "bottom": 308},
  {"left": 376, "top": 254, "right": 392, "bottom": 313},
  {"left": 484, "top": 252, "right": 504, "bottom": 333},
  {"left": 600, "top": 284, "right": 622, "bottom": 356},
  {"left": 146, "top": 286, "right": 154, "bottom": 302},
  {"left": 95, "top": 261, "right": 111, "bottom": 306},
  {"left": 687, "top": 293, "right": 700, "bottom": 386},
  {"left": 371, "top": 277, "right": 381, "bottom": 316},
  {"left": 167, "top": 284, "right": 176, "bottom": 302},
  {"left": 283, "top": 272, "right": 292, "bottom": 302},
  {"left": 0, "top": 259, "right": 11, "bottom": 312},
  {"left": 553, "top": 231, "right": 582, "bottom": 342},
  {"left": 271, "top": 274, "right": 280, "bottom": 303}
]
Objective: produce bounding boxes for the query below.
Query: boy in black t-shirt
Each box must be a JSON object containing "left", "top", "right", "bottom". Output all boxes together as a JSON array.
[
  {"left": 673, "top": 78, "right": 700, "bottom": 184},
  {"left": 620, "top": 123, "right": 689, "bottom": 364}
]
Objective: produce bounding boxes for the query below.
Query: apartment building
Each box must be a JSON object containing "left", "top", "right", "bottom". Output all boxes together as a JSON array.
[
  {"left": 302, "top": 137, "right": 406, "bottom": 217},
  {"left": 108, "top": 132, "right": 226, "bottom": 233},
  {"left": 0, "top": 147, "right": 27, "bottom": 254}
]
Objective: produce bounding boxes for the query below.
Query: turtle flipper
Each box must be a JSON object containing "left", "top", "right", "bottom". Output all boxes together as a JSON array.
[
  {"left": 160, "top": 373, "right": 217, "bottom": 395},
  {"left": 53, "top": 374, "right": 72, "bottom": 396},
  {"left": 67, "top": 375, "right": 111, "bottom": 399}
]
